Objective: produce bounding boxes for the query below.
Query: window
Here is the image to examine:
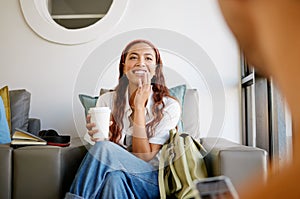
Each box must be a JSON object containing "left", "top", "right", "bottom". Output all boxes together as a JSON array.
[
  {"left": 19, "top": 0, "right": 128, "bottom": 44},
  {"left": 49, "top": 0, "right": 113, "bottom": 29},
  {"left": 241, "top": 54, "right": 293, "bottom": 171}
]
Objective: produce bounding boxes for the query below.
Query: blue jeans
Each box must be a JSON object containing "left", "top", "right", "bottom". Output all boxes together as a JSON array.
[{"left": 65, "top": 141, "right": 160, "bottom": 199}]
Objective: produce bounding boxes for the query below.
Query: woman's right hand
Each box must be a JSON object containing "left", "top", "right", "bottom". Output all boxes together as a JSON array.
[
  {"left": 86, "top": 114, "right": 113, "bottom": 142},
  {"left": 86, "top": 114, "right": 101, "bottom": 142}
]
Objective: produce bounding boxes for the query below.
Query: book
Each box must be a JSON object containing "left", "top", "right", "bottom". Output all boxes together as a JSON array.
[{"left": 11, "top": 128, "right": 47, "bottom": 146}]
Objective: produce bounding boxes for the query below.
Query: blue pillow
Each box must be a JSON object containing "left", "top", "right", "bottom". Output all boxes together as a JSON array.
[
  {"left": 78, "top": 94, "right": 99, "bottom": 116},
  {"left": 0, "top": 97, "right": 11, "bottom": 144},
  {"left": 169, "top": 84, "right": 186, "bottom": 132},
  {"left": 78, "top": 84, "right": 187, "bottom": 131}
]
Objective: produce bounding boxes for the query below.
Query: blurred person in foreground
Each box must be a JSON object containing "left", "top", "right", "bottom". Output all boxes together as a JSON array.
[{"left": 218, "top": 0, "right": 300, "bottom": 198}]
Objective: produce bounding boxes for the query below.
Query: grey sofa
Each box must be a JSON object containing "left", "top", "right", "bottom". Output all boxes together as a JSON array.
[
  {"left": 1, "top": 89, "right": 268, "bottom": 199},
  {"left": 0, "top": 144, "right": 13, "bottom": 199},
  {"left": 201, "top": 137, "right": 268, "bottom": 189},
  {"left": 0, "top": 89, "right": 41, "bottom": 199},
  {"left": 12, "top": 137, "right": 87, "bottom": 199}
]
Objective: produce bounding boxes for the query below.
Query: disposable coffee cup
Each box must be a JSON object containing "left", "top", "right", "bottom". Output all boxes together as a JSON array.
[{"left": 89, "top": 107, "right": 111, "bottom": 140}]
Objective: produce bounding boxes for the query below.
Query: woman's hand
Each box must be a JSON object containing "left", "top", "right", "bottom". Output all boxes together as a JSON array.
[
  {"left": 86, "top": 114, "right": 99, "bottom": 142},
  {"left": 134, "top": 73, "right": 151, "bottom": 110},
  {"left": 86, "top": 114, "right": 113, "bottom": 142}
]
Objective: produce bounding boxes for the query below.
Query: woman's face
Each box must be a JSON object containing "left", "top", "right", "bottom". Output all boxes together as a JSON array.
[{"left": 123, "top": 42, "right": 157, "bottom": 86}]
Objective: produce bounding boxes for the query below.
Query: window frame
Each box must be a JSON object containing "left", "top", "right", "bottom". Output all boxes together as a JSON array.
[{"left": 241, "top": 53, "right": 293, "bottom": 171}]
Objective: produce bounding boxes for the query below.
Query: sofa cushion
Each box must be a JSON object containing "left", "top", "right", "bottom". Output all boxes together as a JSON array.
[
  {"left": 0, "top": 144, "right": 12, "bottom": 199},
  {"left": 0, "top": 86, "right": 11, "bottom": 130},
  {"left": 78, "top": 94, "right": 99, "bottom": 117},
  {"left": 9, "top": 89, "right": 31, "bottom": 133},
  {"left": 168, "top": 84, "right": 186, "bottom": 132},
  {"left": 0, "top": 97, "right": 11, "bottom": 144},
  {"left": 182, "top": 89, "right": 200, "bottom": 139}
]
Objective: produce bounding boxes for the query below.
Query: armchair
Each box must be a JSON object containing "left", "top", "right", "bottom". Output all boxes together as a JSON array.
[
  {"left": 3, "top": 88, "right": 268, "bottom": 199},
  {"left": 201, "top": 137, "right": 268, "bottom": 189}
]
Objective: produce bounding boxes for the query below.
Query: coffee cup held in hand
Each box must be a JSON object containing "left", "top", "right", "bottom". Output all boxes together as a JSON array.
[{"left": 88, "top": 107, "right": 111, "bottom": 140}]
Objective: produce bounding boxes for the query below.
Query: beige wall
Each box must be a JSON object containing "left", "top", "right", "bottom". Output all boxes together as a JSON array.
[{"left": 0, "top": 0, "right": 242, "bottom": 143}]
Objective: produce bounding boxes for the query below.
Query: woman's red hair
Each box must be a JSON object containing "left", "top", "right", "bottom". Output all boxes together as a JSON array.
[{"left": 109, "top": 39, "right": 174, "bottom": 143}]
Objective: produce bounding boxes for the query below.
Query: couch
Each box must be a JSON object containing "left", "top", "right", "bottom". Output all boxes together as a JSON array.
[
  {"left": 0, "top": 88, "right": 268, "bottom": 199},
  {"left": 0, "top": 89, "right": 41, "bottom": 199}
]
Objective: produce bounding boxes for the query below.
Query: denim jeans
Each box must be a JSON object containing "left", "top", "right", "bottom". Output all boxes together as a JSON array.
[{"left": 65, "top": 141, "right": 160, "bottom": 199}]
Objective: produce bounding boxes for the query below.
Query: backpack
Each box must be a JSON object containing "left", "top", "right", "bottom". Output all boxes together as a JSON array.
[{"left": 158, "top": 129, "right": 208, "bottom": 199}]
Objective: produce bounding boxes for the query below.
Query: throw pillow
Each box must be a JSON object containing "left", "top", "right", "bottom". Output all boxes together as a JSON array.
[
  {"left": 79, "top": 94, "right": 99, "bottom": 116},
  {"left": 9, "top": 89, "right": 31, "bottom": 133},
  {"left": 0, "top": 86, "right": 11, "bottom": 131},
  {"left": 79, "top": 89, "right": 114, "bottom": 116},
  {"left": 0, "top": 97, "right": 11, "bottom": 144},
  {"left": 168, "top": 84, "right": 186, "bottom": 132},
  {"left": 182, "top": 89, "right": 200, "bottom": 139}
]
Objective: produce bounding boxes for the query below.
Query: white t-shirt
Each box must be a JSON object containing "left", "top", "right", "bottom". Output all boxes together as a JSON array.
[{"left": 85, "top": 88, "right": 181, "bottom": 167}]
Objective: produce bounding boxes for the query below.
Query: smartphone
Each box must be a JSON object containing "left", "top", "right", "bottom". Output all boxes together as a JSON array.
[{"left": 194, "top": 176, "right": 239, "bottom": 199}]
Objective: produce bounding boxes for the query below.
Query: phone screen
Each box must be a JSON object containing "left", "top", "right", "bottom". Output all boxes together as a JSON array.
[{"left": 195, "top": 176, "right": 239, "bottom": 199}]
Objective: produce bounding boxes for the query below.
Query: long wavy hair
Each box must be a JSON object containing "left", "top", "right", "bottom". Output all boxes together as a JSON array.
[{"left": 110, "top": 39, "right": 174, "bottom": 143}]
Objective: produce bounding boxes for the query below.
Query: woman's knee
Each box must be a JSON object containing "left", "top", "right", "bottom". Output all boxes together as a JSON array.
[
  {"left": 90, "top": 141, "right": 114, "bottom": 153},
  {"left": 94, "top": 140, "right": 114, "bottom": 148},
  {"left": 88, "top": 141, "right": 122, "bottom": 159}
]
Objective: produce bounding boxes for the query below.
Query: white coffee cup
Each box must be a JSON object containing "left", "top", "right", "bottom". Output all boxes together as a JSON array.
[{"left": 89, "top": 107, "right": 111, "bottom": 140}]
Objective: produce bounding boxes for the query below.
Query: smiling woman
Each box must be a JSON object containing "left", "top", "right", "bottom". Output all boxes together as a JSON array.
[
  {"left": 65, "top": 39, "right": 181, "bottom": 199},
  {"left": 19, "top": 0, "right": 129, "bottom": 44}
]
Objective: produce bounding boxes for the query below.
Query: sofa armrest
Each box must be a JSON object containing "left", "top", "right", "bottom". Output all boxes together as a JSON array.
[
  {"left": 13, "top": 137, "right": 88, "bottom": 199},
  {"left": 200, "top": 137, "right": 268, "bottom": 190},
  {"left": 0, "top": 144, "right": 13, "bottom": 199},
  {"left": 28, "top": 118, "right": 41, "bottom": 135}
]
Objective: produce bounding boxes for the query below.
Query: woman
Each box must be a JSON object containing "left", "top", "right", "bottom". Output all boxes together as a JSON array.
[{"left": 65, "top": 40, "right": 181, "bottom": 199}]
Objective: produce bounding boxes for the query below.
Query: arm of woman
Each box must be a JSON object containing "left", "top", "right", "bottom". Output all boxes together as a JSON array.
[
  {"left": 132, "top": 106, "right": 162, "bottom": 161},
  {"left": 132, "top": 85, "right": 181, "bottom": 161},
  {"left": 131, "top": 80, "right": 154, "bottom": 161}
]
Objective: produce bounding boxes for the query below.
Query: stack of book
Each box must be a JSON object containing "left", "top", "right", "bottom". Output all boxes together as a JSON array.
[{"left": 11, "top": 128, "right": 47, "bottom": 147}]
